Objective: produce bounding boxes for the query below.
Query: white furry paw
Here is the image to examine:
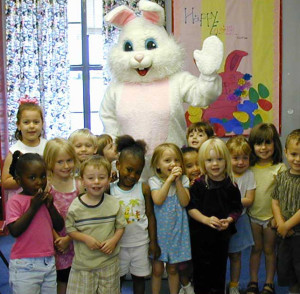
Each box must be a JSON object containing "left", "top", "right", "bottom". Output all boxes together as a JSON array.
[{"left": 193, "top": 35, "right": 224, "bottom": 76}]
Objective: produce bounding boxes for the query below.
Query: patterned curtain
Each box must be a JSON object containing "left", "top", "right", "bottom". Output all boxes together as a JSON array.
[{"left": 5, "top": 0, "right": 70, "bottom": 145}]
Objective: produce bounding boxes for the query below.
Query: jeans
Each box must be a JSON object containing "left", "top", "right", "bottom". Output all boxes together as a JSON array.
[{"left": 9, "top": 256, "right": 57, "bottom": 294}]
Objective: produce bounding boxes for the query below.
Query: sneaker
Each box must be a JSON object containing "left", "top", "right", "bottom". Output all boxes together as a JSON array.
[
  {"left": 229, "top": 286, "right": 240, "bottom": 294},
  {"left": 180, "top": 282, "right": 195, "bottom": 294}
]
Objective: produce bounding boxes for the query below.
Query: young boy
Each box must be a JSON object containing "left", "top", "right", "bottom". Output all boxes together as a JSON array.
[
  {"left": 272, "top": 129, "right": 300, "bottom": 293},
  {"left": 226, "top": 136, "right": 256, "bottom": 294},
  {"left": 181, "top": 146, "right": 201, "bottom": 186},
  {"left": 186, "top": 122, "right": 214, "bottom": 150},
  {"left": 65, "top": 155, "right": 126, "bottom": 294},
  {"left": 68, "top": 128, "right": 97, "bottom": 163}
]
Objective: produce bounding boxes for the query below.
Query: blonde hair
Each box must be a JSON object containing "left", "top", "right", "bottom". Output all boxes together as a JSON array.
[
  {"left": 226, "top": 135, "right": 251, "bottom": 156},
  {"left": 198, "top": 138, "right": 234, "bottom": 183},
  {"left": 285, "top": 129, "right": 300, "bottom": 149},
  {"left": 151, "top": 143, "right": 183, "bottom": 178},
  {"left": 68, "top": 128, "right": 97, "bottom": 147},
  {"left": 80, "top": 155, "right": 111, "bottom": 178},
  {"left": 96, "top": 134, "right": 113, "bottom": 155},
  {"left": 43, "top": 138, "right": 79, "bottom": 176}
]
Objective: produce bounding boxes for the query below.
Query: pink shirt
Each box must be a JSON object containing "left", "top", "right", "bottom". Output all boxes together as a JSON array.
[
  {"left": 6, "top": 194, "right": 54, "bottom": 259},
  {"left": 51, "top": 180, "right": 78, "bottom": 269}
]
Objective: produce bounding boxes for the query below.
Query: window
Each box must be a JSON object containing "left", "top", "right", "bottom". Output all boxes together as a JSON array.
[{"left": 68, "top": 0, "right": 107, "bottom": 135}]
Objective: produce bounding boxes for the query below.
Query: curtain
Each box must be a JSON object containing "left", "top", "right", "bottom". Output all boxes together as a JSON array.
[{"left": 5, "top": 0, "right": 70, "bottom": 145}]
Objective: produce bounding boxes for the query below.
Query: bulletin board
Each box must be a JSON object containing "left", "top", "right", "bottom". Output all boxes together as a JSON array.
[{"left": 173, "top": 0, "right": 282, "bottom": 136}]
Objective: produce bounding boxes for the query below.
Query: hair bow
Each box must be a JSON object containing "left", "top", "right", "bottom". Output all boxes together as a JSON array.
[{"left": 18, "top": 95, "right": 39, "bottom": 105}]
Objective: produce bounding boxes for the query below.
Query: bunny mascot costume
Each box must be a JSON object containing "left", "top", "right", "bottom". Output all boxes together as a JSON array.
[{"left": 100, "top": 0, "right": 223, "bottom": 178}]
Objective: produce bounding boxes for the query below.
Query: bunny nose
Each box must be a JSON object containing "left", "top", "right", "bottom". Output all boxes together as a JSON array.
[{"left": 134, "top": 54, "right": 144, "bottom": 63}]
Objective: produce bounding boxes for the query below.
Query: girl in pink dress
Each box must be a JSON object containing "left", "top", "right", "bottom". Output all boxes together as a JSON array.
[{"left": 44, "top": 138, "right": 81, "bottom": 294}]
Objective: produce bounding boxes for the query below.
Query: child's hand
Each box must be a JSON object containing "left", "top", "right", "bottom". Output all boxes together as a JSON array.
[
  {"left": 149, "top": 240, "right": 161, "bottom": 260},
  {"left": 84, "top": 235, "right": 102, "bottom": 251},
  {"left": 205, "top": 216, "right": 221, "bottom": 230},
  {"left": 54, "top": 236, "right": 71, "bottom": 253},
  {"left": 219, "top": 218, "right": 231, "bottom": 231},
  {"left": 168, "top": 166, "right": 182, "bottom": 182},
  {"left": 99, "top": 238, "right": 116, "bottom": 255},
  {"left": 30, "top": 188, "right": 47, "bottom": 209},
  {"left": 277, "top": 223, "right": 294, "bottom": 238}
]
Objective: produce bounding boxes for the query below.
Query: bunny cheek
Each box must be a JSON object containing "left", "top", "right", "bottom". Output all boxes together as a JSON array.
[{"left": 137, "top": 68, "right": 150, "bottom": 76}]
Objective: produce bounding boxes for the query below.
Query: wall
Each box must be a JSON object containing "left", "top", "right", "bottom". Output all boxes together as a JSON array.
[{"left": 166, "top": 0, "right": 300, "bottom": 145}]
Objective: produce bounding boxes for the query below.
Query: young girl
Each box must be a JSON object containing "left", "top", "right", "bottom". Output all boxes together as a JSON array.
[
  {"left": 187, "top": 138, "right": 243, "bottom": 294},
  {"left": 181, "top": 146, "right": 201, "bottom": 186},
  {"left": 186, "top": 121, "right": 214, "bottom": 150},
  {"left": 226, "top": 136, "right": 256, "bottom": 294},
  {"left": 109, "top": 135, "right": 160, "bottom": 294},
  {"left": 43, "top": 138, "right": 80, "bottom": 294},
  {"left": 149, "top": 143, "right": 191, "bottom": 294},
  {"left": 247, "top": 123, "right": 286, "bottom": 294},
  {"left": 6, "top": 151, "right": 64, "bottom": 294},
  {"left": 2, "top": 102, "right": 47, "bottom": 199}
]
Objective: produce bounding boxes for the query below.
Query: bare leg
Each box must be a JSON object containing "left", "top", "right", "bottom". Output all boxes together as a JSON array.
[
  {"left": 57, "top": 281, "right": 67, "bottom": 294},
  {"left": 263, "top": 227, "right": 276, "bottom": 285},
  {"left": 249, "top": 222, "right": 263, "bottom": 285},
  {"left": 152, "top": 260, "right": 164, "bottom": 294},
  {"left": 166, "top": 263, "right": 180, "bottom": 294},
  {"left": 229, "top": 252, "right": 241, "bottom": 283},
  {"left": 178, "top": 261, "right": 191, "bottom": 287}
]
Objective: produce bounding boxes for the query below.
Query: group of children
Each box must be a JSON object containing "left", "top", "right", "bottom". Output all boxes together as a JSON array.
[{"left": 1, "top": 101, "right": 300, "bottom": 294}]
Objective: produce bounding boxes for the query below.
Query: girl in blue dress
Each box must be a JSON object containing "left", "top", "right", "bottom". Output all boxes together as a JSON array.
[{"left": 149, "top": 143, "right": 191, "bottom": 294}]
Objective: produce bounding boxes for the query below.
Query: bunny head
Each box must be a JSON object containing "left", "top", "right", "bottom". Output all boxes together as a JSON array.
[{"left": 105, "top": 0, "right": 184, "bottom": 83}]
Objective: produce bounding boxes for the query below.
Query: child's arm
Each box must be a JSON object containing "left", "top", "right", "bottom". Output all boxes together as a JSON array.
[
  {"left": 8, "top": 190, "right": 48, "bottom": 237},
  {"left": 45, "top": 192, "right": 64, "bottom": 232},
  {"left": 151, "top": 177, "right": 173, "bottom": 206},
  {"left": 99, "top": 227, "right": 125, "bottom": 255},
  {"left": 143, "top": 183, "right": 161, "bottom": 259},
  {"left": 175, "top": 176, "right": 190, "bottom": 207},
  {"left": 242, "top": 189, "right": 255, "bottom": 208},
  {"left": 188, "top": 209, "right": 221, "bottom": 230},
  {"left": 69, "top": 231, "right": 102, "bottom": 250},
  {"left": 1, "top": 152, "right": 19, "bottom": 190},
  {"left": 53, "top": 229, "right": 72, "bottom": 253},
  {"left": 272, "top": 199, "right": 296, "bottom": 238}
]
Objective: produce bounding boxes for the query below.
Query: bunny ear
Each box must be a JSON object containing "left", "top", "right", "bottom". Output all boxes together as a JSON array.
[
  {"left": 138, "top": 0, "right": 165, "bottom": 26},
  {"left": 104, "top": 5, "right": 136, "bottom": 28},
  {"left": 224, "top": 50, "right": 248, "bottom": 72}
]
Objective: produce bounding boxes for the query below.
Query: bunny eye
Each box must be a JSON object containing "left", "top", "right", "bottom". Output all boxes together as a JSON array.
[
  {"left": 124, "top": 41, "right": 133, "bottom": 52},
  {"left": 145, "top": 38, "right": 157, "bottom": 50}
]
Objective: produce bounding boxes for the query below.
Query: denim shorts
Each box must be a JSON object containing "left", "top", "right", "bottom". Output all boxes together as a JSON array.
[{"left": 9, "top": 256, "right": 57, "bottom": 294}]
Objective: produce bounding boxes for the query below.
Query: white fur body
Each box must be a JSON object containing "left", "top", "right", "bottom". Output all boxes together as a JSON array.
[{"left": 100, "top": 0, "right": 223, "bottom": 157}]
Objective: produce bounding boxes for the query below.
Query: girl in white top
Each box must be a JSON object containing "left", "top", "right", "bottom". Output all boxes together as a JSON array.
[{"left": 2, "top": 101, "right": 47, "bottom": 199}]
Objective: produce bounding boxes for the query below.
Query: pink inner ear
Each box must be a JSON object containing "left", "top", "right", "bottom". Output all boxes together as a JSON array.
[
  {"left": 110, "top": 10, "right": 136, "bottom": 26},
  {"left": 143, "top": 11, "right": 160, "bottom": 24}
]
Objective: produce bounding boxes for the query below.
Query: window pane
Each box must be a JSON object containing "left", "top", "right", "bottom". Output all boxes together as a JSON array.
[
  {"left": 68, "top": 24, "right": 82, "bottom": 65},
  {"left": 90, "top": 70, "right": 106, "bottom": 111},
  {"left": 89, "top": 34, "right": 104, "bottom": 65},
  {"left": 68, "top": 0, "right": 81, "bottom": 22},
  {"left": 69, "top": 71, "right": 83, "bottom": 112},
  {"left": 70, "top": 113, "right": 84, "bottom": 133},
  {"left": 91, "top": 111, "right": 104, "bottom": 135}
]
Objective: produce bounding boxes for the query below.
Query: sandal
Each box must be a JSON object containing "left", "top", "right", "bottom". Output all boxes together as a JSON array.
[
  {"left": 246, "top": 281, "right": 259, "bottom": 294},
  {"left": 260, "top": 283, "right": 275, "bottom": 294}
]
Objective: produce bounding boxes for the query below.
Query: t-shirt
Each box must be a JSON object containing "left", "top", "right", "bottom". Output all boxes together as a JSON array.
[
  {"left": 66, "top": 193, "right": 127, "bottom": 270},
  {"left": 234, "top": 169, "right": 256, "bottom": 215},
  {"left": 6, "top": 194, "right": 54, "bottom": 259},
  {"left": 248, "top": 162, "right": 286, "bottom": 221},
  {"left": 272, "top": 169, "right": 300, "bottom": 233},
  {"left": 9, "top": 138, "right": 47, "bottom": 156},
  {"left": 110, "top": 181, "right": 149, "bottom": 247}
]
